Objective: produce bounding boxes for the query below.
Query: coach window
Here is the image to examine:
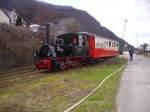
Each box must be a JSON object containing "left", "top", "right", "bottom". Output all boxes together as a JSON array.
[
  {"left": 78, "top": 35, "right": 83, "bottom": 47},
  {"left": 104, "top": 40, "right": 106, "bottom": 47},
  {"left": 103, "top": 41, "right": 105, "bottom": 48},
  {"left": 115, "top": 43, "right": 117, "bottom": 47},
  {"left": 112, "top": 42, "right": 114, "bottom": 47},
  {"left": 85, "top": 35, "right": 89, "bottom": 47},
  {"left": 98, "top": 39, "right": 100, "bottom": 48},
  {"left": 109, "top": 41, "right": 111, "bottom": 47},
  {"left": 105, "top": 41, "right": 107, "bottom": 48},
  {"left": 83, "top": 35, "right": 88, "bottom": 47},
  {"left": 106, "top": 41, "right": 107, "bottom": 48},
  {"left": 96, "top": 39, "right": 99, "bottom": 48},
  {"left": 99, "top": 40, "right": 101, "bottom": 48},
  {"left": 102, "top": 40, "right": 104, "bottom": 48},
  {"left": 114, "top": 43, "right": 116, "bottom": 47},
  {"left": 73, "top": 37, "right": 78, "bottom": 46},
  {"left": 116, "top": 43, "right": 119, "bottom": 47}
]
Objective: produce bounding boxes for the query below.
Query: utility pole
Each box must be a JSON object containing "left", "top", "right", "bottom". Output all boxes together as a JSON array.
[
  {"left": 137, "top": 33, "right": 139, "bottom": 48},
  {"left": 45, "top": 23, "right": 50, "bottom": 44}
]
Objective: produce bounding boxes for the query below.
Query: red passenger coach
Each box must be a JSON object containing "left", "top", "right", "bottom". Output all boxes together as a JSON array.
[
  {"left": 89, "top": 34, "right": 119, "bottom": 59},
  {"left": 35, "top": 32, "right": 119, "bottom": 72}
]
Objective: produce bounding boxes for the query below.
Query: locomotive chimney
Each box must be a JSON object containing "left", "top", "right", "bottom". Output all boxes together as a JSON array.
[{"left": 45, "top": 23, "right": 50, "bottom": 44}]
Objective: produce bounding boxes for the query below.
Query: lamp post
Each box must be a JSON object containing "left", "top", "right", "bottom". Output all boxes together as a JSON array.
[
  {"left": 122, "top": 19, "right": 128, "bottom": 39},
  {"left": 45, "top": 23, "right": 50, "bottom": 44}
]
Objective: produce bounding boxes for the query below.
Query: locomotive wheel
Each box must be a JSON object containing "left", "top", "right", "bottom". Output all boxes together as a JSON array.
[
  {"left": 52, "top": 59, "right": 60, "bottom": 72},
  {"left": 89, "top": 59, "right": 94, "bottom": 65},
  {"left": 59, "top": 62, "right": 65, "bottom": 70},
  {"left": 48, "top": 65, "right": 52, "bottom": 72}
]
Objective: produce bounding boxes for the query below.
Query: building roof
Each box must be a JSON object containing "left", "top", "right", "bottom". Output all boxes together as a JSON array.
[{"left": 0, "top": 8, "right": 10, "bottom": 19}]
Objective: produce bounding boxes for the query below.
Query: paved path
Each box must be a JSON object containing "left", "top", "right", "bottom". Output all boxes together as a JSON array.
[{"left": 117, "top": 54, "right": 150, "bottom": 112}]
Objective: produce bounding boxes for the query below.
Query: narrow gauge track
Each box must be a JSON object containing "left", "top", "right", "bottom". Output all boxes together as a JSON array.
[
  {"left": 0, "top": 68, "right": 37, "bottom": 78},
  {"left": 0, "top": 66, "right": 36, "bottom": 76},
  {"left": 0, "top": 58, "right": 112, "bottom": 89},
  {"left": 0, "top": 63, "right": 90, "bottom": 89},
  {"left": 0, "top": 68, "right": 47, "bottom": 89}
]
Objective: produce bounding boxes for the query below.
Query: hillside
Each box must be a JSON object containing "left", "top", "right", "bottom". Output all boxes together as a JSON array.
[
  {"left": 0, "top": 0, "right": 127, "bottom": 70},
  {"left": 0, "top": 0, "right": 125, "bottom": 43}
]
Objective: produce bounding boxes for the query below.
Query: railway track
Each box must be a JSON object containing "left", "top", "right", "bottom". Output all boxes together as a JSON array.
[
  {"left": 0, "top": 64, "right": 88, "bottom": 89},
  {"left": 0, "top": 68, "right": 48, "bottom": 89},
  {"left": 0, "top": 59, "right": 111, "bottom": 89},
  {"left": 0, "top": 66, "right": 36, "bottom": 76}
]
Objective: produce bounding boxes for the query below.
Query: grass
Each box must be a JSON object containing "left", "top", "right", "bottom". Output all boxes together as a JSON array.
[
  {"left": 0, "top": 57, "right": 127, "bottom": 112},
  {"left": 72, "top": 69, "right": 122, "bottom": 112}
]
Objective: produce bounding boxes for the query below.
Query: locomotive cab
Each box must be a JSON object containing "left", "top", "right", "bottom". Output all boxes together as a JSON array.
[{"left": 56, "top": 33, "right": 90, "bottom": 58}]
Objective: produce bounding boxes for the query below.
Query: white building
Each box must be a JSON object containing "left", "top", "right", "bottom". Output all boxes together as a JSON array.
[
  {"left": 0, "top": 9, "right": 10, "bottom": 24},
  {"left": 0, "top": 9, "right": 21, "bottom": 26},
  {"left": 30, "top": 24, "right": 41, "bottom": 32},
  {"left": 7, "top": 9, "right": 18, "bottom": 26}
]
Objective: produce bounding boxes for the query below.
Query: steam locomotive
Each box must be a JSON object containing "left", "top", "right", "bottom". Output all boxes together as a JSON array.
[{"left": 35, "top": 32, "right": 119, "bottom": 72}]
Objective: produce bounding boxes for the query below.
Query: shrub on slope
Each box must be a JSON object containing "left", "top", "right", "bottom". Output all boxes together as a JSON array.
[{"left": 0, "top": 24, "right": 41, "bottom": 71}]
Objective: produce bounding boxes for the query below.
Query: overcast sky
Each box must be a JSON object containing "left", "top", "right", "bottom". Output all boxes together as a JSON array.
[{"left": 40, "top": 0, "right": 150, "bottom": 47}]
